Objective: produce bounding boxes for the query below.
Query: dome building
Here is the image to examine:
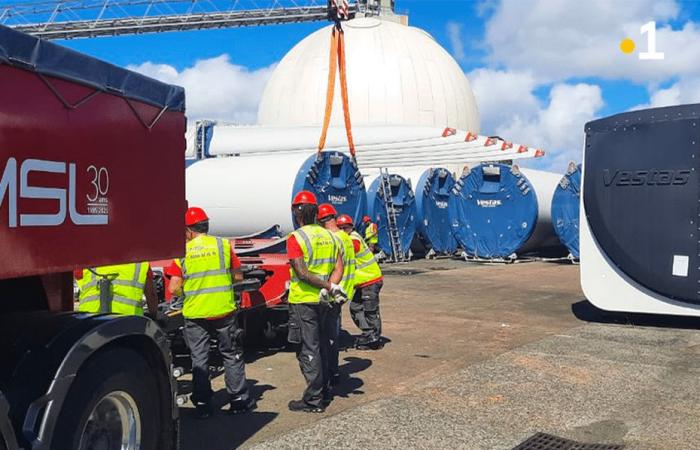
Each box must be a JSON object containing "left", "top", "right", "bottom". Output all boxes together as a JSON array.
[{"left": 257, "top": 16, "right": 480, "bottom": 132}]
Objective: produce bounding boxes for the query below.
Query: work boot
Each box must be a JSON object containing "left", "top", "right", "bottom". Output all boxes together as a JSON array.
[
  {"left": 194, "top": 402, "right": 211, "bottom": 420},
  {"left": 288, "top": 399, "right": 325, "bottom": 413},
  {"left": 330, "top": 373, "right": 341, "bottom": 387},
  {"left": 322, "top": 389, "right": 333, "bottom": 407},
  {"left": 228, "top": 397, "right": 257, "bottom": 414},
  {"left": 368, "top": 338, "right": 384, "bottom": 350}
]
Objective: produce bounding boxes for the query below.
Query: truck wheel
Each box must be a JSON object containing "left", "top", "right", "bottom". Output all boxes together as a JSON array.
[{"left": 51, "top": 348, "right": 161, "bottom": 450}]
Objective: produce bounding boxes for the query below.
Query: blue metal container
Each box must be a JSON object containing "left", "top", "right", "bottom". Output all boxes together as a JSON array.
[
  {"left": 292, "top": 151, "right": 367, "bottom": 227},
  {"left": 366, "top": 173, "right": 417, "bottom": 257},
  {"left": 411, "top": 168, "right": 458, "bottom": 254},
  {"left": 449, "top": 164, "right": 539, "bottom": 259},
  {"left": 551, "top": 163, "right": 581, "bottom": 259}
]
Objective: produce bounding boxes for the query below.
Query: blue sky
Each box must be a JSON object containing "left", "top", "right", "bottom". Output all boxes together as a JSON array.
[{"left": 48, "top": 0, "right": 700, "bottom": 171}]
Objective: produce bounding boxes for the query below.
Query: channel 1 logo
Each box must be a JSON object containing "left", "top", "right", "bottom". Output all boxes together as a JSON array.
[{"left": 620, "top": 21, "right": 664, "bottom": 60}]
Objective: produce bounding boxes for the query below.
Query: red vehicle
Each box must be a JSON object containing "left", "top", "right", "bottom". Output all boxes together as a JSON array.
[{"left": 0, "top": 25, "right": 185, "bottom": 450}]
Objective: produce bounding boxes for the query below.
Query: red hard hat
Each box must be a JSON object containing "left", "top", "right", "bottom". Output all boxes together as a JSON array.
[
  {"left": 185, "top": 207, "right": 209, "bottom": 226},
  {"left": 363, "top": 215, "right": 371, "bottom": 223},
  {"left": 292, "top": 190, "right": 318, "bottom": 206},
  {"left": 337, "top": 214, "right": 354, "bottom": 227},
  {"left": 317, "top": 203, "right": 337, "bottom": 221}
]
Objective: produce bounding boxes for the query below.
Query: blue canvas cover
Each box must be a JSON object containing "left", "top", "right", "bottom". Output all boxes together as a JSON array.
[
  {"left": 449, "top": 164, "right": 538, "bottom": 258},
  {"left": 366, "top": 173, "right": 417, "bottom": 256},
  {"left": 292, "top": 151, "right": 367, "bottom": 226},
  {"left": 414, "top": 168, "right": 457, "bottom": 253},
  {"left": 551, "top": 164, "right": 581, "bottom": 258},
  {"left": 0, "top": 25, "right": 184, "bottom": 111}
]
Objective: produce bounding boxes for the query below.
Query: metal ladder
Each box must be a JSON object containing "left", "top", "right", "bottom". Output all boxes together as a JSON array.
[{"left": 379, "top": 168, "right": 405, "bottom": 262}]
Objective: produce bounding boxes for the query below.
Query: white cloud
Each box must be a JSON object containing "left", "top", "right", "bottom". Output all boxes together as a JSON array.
[
  {"left": 468, "top": 68, "right": 540, "bottom": 134},
  {"left": 483, "top": 0, "right": 700, "bottom": 83},
  {"left": 128, "top": 55, "right": 275, "bottom": 124},
  {"left": 446, "top": 21, "right": 466, "bottom": 62},
  {"left": 505, "top": 83, "right": 603, "bottom": 171},
  {"left": 469, "top": 68, "right": 603, "bottom": 171},
  {"left": 634, "top": 76, "right": 700, "bottom": 109}
]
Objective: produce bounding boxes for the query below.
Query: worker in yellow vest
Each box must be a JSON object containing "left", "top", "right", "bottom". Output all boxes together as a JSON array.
[
  {"left": 317, "top": 203, "right": 355, "bottom": 392},
  {"left": 287, "top": 191, "right": 344, "bottom": 413},
  {"left": 75, "top": 262, "right": 157, "bottom": 316},
  {"left": 338, "top": 214, "right": 384, "bottom": 350},
  {"left": 363, "top": 215, "right": 379, "bottom": 253},
  {"left": 167, "top": 207, "right": 255, "bottom": 419}
]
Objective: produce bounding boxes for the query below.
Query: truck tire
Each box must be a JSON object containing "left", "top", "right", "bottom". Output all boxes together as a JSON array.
[{"left": 51, "top": 347, "right": 162, "bottom": 450}]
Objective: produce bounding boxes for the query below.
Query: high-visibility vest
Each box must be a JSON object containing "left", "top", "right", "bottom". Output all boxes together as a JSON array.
[
  {"left": 288, "top": 224, "right": 339, "bottom": 304},
  {"left": 77, "top": 262, "right": 148, "bottom": 315},
  {"left": 334, "top": 229, "right": 356, "bottom": 300},
  {"left": 175, "top": 234, "right": 235, "bottom": 319},
  {"left": 351, "top": 231, "right": 382, "bottom": 285},
  {"left": 364, "top": 222, "right": 378, "bottom": 245}
]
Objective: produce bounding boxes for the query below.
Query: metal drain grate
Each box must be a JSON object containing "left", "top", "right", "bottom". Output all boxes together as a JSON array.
[{"left": 512, "top": 432, "right": 625, "bottom": 450}]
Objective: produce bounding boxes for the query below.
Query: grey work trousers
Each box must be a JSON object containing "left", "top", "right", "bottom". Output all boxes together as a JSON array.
[
  {"left": 183, "top": 314, "right": 250, "bottom": 404},
  {"left": 350, "top": 280, "right": 383, "bottom": 344},
  {"left": 288, "top": 303, "right": 329, "bottom": 407},
  {"left": 323, "top": 303, "right": 341, "bottom": 381}
]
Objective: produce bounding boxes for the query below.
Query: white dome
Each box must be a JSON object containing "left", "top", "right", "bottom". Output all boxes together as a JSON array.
[{"left": 257, "top": 17, "right": 480, "bottom": 132}]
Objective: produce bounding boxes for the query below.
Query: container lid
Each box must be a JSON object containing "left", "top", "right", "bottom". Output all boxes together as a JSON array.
[
  {"left": 551, "top": 163, "right": 581, "bottom": 258},
  {"left": 367, "top": 173, "right": 416, "bottom": 256},
  {"left": 450, "top": 164, "right": 538, "bottom": 258},
  {"left": 293, "top": 151, "right": 367, "bottom": 227},
  {"left": 416, "top": 168, "right": 457, "bottom": 253},
  {"left": 0, "top": 25, "right": 185, "bottom": 111}
]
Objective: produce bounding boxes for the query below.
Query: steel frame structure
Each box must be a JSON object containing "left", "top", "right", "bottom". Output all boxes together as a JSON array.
[{"left": 0, "top": 0, "right": 362, "bottom": 39}]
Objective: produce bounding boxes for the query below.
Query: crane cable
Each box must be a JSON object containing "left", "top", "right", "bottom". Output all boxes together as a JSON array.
[{"left": 317, "top": 20, "right": 356, "bottom": 159}]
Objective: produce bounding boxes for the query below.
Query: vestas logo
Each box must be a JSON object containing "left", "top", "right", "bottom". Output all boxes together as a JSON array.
[
  {"left": 328, "top": 194, "right": 347, "bottom": 204},
  {"left": 0, "top": 157, "right": 109, "bottom": 228},
  {"left": 477, "top": 199, "right": 502, "bottom": 208},
  {"left": 435, "top": 201, "right": 448, "bottom": 209},
  {"left": 603, "top": 169, "right": 691, "bottom": 187}
]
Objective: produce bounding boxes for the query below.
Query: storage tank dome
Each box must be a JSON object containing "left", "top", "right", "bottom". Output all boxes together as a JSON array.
[{"left": 258, "top": 17, "right": 480, "bottom": 132}]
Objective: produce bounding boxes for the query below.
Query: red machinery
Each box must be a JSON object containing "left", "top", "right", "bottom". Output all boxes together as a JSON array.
[
  {"left": 0, "top": 25, "right": 185, "bottom": 450},
  {"left": 151, "top": 234, "right": 291, "bottom": 343}
]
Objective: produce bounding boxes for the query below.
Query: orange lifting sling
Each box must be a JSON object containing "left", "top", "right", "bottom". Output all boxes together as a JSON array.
[{"left": 317, "top": 22, "right": 356, "bottom": 158}]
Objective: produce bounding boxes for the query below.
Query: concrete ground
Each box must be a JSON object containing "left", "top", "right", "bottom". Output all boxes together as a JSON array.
[{"left": 178, "top": 260, "right": 700, "bottom": 450}]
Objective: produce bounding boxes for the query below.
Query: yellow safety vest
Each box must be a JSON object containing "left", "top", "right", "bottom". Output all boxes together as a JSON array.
[
  {"left": 364, "top": 222, "right": 378, "bottom": 245},
  {"left": 77, "top": 262, "right": 148, "bottom": 315},
  {"left": 334, "top": 229, "right": 356, "bottom": 300},
  {"left": 175, "top": 234, "right": 235, "bottom": 319},
  {"left": 351, "top": 231, "right": 382, "bottom": 285},
  {"left": 288, "top": 224, "right": 339, "bottom": 304}
]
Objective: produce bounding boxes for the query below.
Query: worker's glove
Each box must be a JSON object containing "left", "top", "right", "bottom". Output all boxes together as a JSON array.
[
  {"left": 332, "top": 291, "right": 349, "bottom": 305},
  {"left": 330, "top": 283, "right": 347, "bottom": 297},
  {"left": 319, "top": 288, "right": 332, "bottom": 309}
]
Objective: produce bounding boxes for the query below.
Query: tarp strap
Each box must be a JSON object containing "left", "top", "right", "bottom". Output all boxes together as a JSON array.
[
  {"left": 318, "top": 24, "right": 356, "bottom": 158},
  {"left": 37, "top": 73, "right": 101, "bottom": 110},
  {"left": 124, "top": 97, "right": 171, "bottom": 131}
]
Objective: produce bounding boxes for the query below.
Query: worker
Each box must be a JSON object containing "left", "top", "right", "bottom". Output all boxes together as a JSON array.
[
  {"left": 75, "top": 262, "right": 158, "bottom": 316},
  {"left": 363, "top": 215, "right": 379, "bottom": 253},
  {"left": 317, "top": 203, "right": 356, "bottom": 391},
  {"left": 337, "top": 214, "right": 384, "bottom": 350},
  {"left": 287, "top": 191, "right": 345, "bottom": 413},
  {"left": 167, "top": 206, "right": 255, "bottom": 419}
]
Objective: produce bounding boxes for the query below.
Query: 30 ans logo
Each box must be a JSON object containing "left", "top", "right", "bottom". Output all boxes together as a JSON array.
[{"left": 0, "top": 157, "right": 109, "bottom": 227}]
